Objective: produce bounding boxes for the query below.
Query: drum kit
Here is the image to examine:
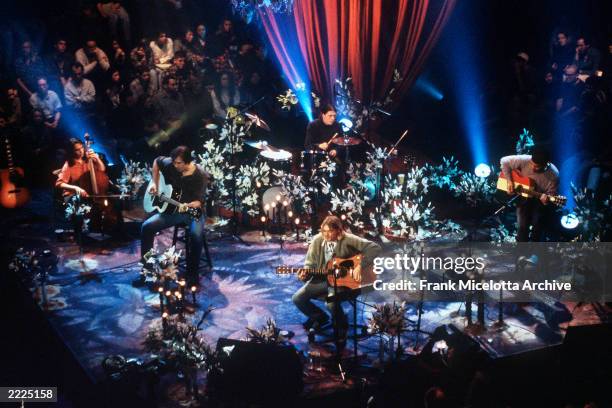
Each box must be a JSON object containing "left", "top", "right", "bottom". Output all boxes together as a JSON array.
[{"left": 201, "top": 109, "right": 410, "bottom": 237}]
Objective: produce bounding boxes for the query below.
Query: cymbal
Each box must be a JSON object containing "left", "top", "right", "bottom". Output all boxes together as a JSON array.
[
  {"left": 244, "top": 140, "right": 280, "bottom": 152},
  {"left": 244, "top": 112, "right": 271, "bottom": 132},
  {"left": 331, "top": 136, "right": 362, "bottom": 146}
]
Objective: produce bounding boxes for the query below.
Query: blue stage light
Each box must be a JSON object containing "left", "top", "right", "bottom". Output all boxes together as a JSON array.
[
  {"left": 560, "top": 213, "right": 579, "bottom": 229},
  {"left": 338, "top": 117, "right": 353, "bottom": 132},
  {"left": 474, "top": 163, "right": 491, "bottom": 178},
  {"left": 443, "top": 4, "right": 488, "bottom": 168},
  {"left": 415, "top": 77, "right": 444, "bottom": 101}
]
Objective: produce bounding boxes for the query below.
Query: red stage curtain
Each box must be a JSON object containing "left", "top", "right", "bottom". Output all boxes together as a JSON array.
[{"left": 260, "top": 0, "right": 456, "bottom": 106}]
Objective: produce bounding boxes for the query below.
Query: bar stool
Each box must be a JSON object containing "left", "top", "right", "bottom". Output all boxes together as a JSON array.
[{"left": 171, "top": 223, "right": 213, "bottom": 269}]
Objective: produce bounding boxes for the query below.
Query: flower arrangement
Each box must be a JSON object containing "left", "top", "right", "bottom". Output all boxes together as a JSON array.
[
  {"left": 245, "top": 318, "right": 287, "bottom": 344},
  {"left": 236, "top": 162, "right": 271, "bottom": 216},
  {"left": 141, "top": 245, "right": 182, "bottom": 283},
  {"left": 64, "top": 198, "right": 92, "bottom": 233},
  {"left": 368, "top": 301, "right": 407, "bottom": 337},
  {"left": 516, "top": 128, "right": 535, "bottom": 154},
  {"left": 571, "top": 186, "right": 612, "bottom": 242},
  {"left": 143, "top": 309, "right": 217, "bottom": 396},
  {"left": 116, "top": 160, "right": 151, "bottom": 199},
  {"left": 329, "top": 186, "right": 367, "bottom": 230},
  {"left": 453, "top": 170, "right": 498, "bottom": 207},
  {"left": 272, "top": 170, "right": 313, "bottom": 215}
]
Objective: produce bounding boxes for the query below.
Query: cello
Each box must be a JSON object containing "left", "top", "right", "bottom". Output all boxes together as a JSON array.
[{"left": 77, "top": 133, "right": 120, "bottom": 234}]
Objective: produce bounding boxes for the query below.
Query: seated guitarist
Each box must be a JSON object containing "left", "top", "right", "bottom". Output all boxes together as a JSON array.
[
  {"left": 292, "top": 215, "right": 381, "bottom": 345},
  {"left": 55, "top": 138, "right": 106, "bottom": 198},
  {"left": 500, "top": 146, "right": 559, "bottom": 242},
  {"left": 134, "top": 145, "right": 209, "bottom": 287}
]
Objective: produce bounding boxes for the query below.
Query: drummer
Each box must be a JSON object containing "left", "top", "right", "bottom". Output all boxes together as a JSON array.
[{"left": 304, "top": 104, "right": 344, "bottom": 158}]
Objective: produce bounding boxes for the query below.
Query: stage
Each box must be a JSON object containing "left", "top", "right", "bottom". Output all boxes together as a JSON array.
[{"left": 5, "top": 188, "right": 610, "bottom": 406}]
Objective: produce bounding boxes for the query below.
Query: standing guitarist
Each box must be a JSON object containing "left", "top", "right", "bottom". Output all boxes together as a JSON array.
[
  {"left": 134, "top": 145, "right": 209, "bottom": 287},
  {"left": 292, "top": 216, "right": 381, "bottom": 346},
  {"left": 500, "top": 146, "right": 559, "bottom": 242}
]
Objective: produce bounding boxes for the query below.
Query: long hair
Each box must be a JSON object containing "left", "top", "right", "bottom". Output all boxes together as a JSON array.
[{"left": 214, "top": 71, "right": 237, "bottom": 109}]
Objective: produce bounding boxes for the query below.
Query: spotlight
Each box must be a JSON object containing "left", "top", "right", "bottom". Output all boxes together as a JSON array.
[
  {"left": 561, "top": 213, "right": 579, "bottom": 229},
  {"left": 474, "top": 163, "right": 491, "bottom": 178},
  {"left": 338, "top": 117, "right": 353, "bottom": 132}
]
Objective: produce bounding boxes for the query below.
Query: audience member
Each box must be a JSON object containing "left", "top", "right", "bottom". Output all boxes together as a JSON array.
[
  {"left": 14, "top": 40, "right": 46, "bottom": 98},
  {"left": 47, "top": 38, "right": 74, "bottom": 90},
  {"left": 75, "top": 39, "right": 110, "bottom": 85},
  {"left": 96, "top": 1, "right": 131, "bottom": 46},
  {"left": 210, "top": 71, "right": 241, "bottom": 119},
  {"left": 128, "top": 67, "right": 158, "bottom": 107},
  {"left": 550, "top": 31, "right": 575, "bottom": 76},
  {"left": 574, "top": 36, "right": 601, "bottom": 76},
  {"left": 149, "top": 76, "right": 185, "bottom": 132},
  {"left": 150, "top": 32, "right": 174, "bottom": 70},
  {"left": 28, "top": 77, "right": 62, "bottom": 129},
  {"left": 64, "top": 62, "right": 96, "bottom": 113}
]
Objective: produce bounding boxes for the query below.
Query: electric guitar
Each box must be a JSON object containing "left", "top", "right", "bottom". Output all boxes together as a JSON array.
[
  {"left": 0, "top": 136, "right": 30, "bottom": 208},
  {"left": 497, "top": 170, "right": 567, "bottom": 207},
  {"left": 276, "top": 254, "right": 366, "bottom": 290},
  {"left": 143, "top": 173, "right": 202, "bottom": 219}
]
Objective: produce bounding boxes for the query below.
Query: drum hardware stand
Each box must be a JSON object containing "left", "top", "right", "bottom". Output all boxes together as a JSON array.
[
  {"left": 216, "top": 97, "right": 266, "bottom": 245},
  {"left": 407, "top": 245, "right": 432, "bottom": 351}
]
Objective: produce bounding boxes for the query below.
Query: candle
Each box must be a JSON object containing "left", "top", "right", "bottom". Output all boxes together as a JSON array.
[
  {"left": 260, "top": 216, "right": 266, "bottom": 236},
  {"left": 158, "top": 286, "right": 164, "bottom": 313},
  {"left": 295, "top": 218, "right": 300, "bottom": 240},
  {"left": 191, "top": 285, "right": 197, "bottom": 304}
]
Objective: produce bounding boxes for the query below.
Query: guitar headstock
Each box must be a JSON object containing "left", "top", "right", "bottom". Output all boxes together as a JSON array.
[
  {"left": 276, "top": 265, "right": 292, "bottom": 274},
  {"left": 550, "top": 195, "right": 567, "bottom": 207}
]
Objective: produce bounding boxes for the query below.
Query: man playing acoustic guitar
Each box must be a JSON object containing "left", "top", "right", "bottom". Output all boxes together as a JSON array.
[
  {"left": 500, "top": 146, "right": 559, "bottom": 242},
  {"left": 292, "top": 215, "right": 381, "bottom": 346},
  {"left": 134, "top": 145, "right": 209, "bottom": 287}
]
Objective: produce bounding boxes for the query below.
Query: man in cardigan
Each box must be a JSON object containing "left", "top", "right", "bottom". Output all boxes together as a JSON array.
[{"left": 292, "top": 215, "right": 381, "bottom": 344}]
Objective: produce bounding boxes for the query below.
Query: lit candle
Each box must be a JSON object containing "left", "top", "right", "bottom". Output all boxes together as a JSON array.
[
  {"left": 282, "top": 201, "right": 289, "bottom": 223},
  {"left": 295, "top": 217, "right": 300, "bottom": 240},
  {"left": 260, "top": 216, "right": 267, "bottom": 236},
  {"left": 191, "top": 285, "right": 197, "bottom": 304},
  {"left": 158, "top": 286, "right": 164, "bottom": 313}
]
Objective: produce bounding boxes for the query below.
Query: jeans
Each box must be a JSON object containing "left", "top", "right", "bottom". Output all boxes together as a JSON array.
[
  {"left": 516, "top": 199, "right": 547, "bottom": 242},
  {"left": 292, "top": 278, "right": 348, "bottom": 330},
  {"left": 141, "top": 211, "right": 205, "bottom": 282}
]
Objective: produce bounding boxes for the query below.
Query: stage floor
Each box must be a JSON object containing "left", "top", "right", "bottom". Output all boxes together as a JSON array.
[{"left": 6, "top": 190, "right": 611, "bottom": 402}]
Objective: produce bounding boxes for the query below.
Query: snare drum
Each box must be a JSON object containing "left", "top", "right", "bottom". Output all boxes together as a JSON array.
[{"left": 259, "top": 149, "right": 293, "bottom": 173}]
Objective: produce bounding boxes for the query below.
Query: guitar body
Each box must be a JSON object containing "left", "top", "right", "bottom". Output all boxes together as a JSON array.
[
  {"left": 497, "top": 170, "right": 567, "bottom": 207},
  {"left": 496, "top": 170, "right": 533, "bottom": 198},
  {"left": 276, "top": 254, "right": 367, "bottom": 291},
  {"left": 0, "top": 166, "right": 30, "bottom": 208},
  {"left": 143, "top": 173, "right": 173, "bottom": 214},
  {"left": 325, "top": 254, "right": 364, "bottom": 290}
]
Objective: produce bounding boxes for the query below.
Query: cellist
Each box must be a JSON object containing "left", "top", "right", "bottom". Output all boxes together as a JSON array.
[{"left": 56, "top": 137, "right": 106, "bottom": 198}]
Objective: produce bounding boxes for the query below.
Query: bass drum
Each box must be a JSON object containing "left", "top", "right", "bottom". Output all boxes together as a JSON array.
[{"left": 261, "top": 185, "right": 293, "bottom": 216}]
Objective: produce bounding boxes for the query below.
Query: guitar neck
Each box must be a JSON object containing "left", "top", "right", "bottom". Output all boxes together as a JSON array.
[
  {"left": 158, "top": 193, "right": 183, "bottom": 208},
  {"left": 286, "top": 268, "right": 328, "bottom": 275}
]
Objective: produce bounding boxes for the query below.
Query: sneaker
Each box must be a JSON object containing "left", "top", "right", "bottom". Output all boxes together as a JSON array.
[{"left": 303, "top": 316, "right": 330, "bottom": 331}]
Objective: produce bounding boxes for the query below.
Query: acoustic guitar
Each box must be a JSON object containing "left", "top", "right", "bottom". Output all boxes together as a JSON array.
[
  {"left": 276, "top": 254, "right": 366, "bottom": 290},
  {"left": 497, "top": 170, "right": 567, "bottom": 207},
  {"left": 143, "top": 172, "right": 202, "bottom": 219},
  {"left": 0, "top": 136, "right": 30, "bottom": 208}
]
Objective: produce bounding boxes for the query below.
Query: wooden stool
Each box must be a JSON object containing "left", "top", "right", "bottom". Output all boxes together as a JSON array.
[{"left": 171, "top": 224, "right": 213, "bottom": 269}]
